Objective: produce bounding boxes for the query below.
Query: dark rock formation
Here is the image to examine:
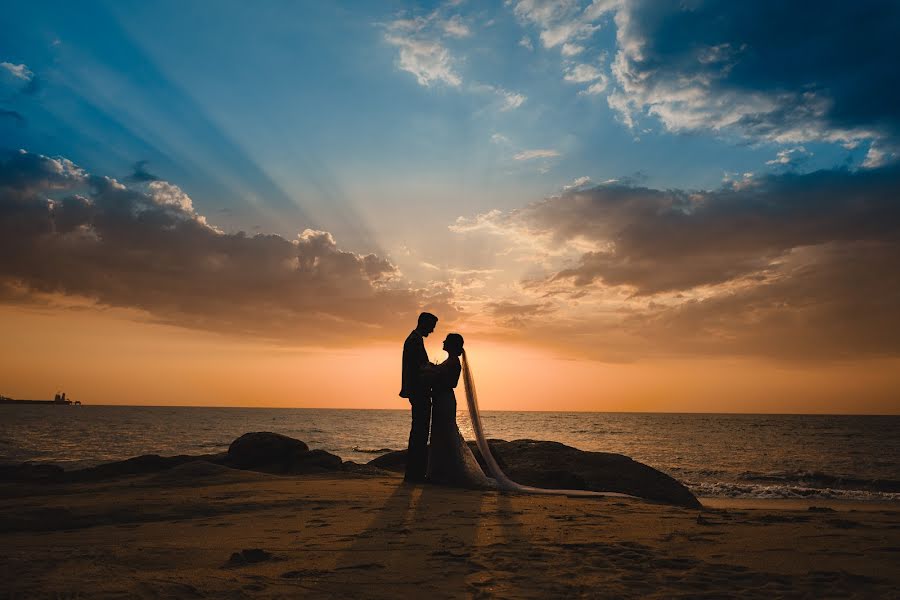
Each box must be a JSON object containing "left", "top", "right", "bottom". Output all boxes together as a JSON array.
[
  {"left": 74, "top": 454, "right": 220, "bottom": 482},
  {"left": 0, "top": 433, "right": 700, "bottom": 508},
  {"left": 0, "top": 432, "right": 344, "bottom": 483},
  {"left": 369, "top": 439, "right": 701, "bottom": 508},
  {"left": 223, "top": 432, "right": 341, "bottom": 474},
  {"left": 225, "top": 432, "right": 309, "bottom": 470},
  {"left": 226, "top": 548, "right": 278, "bottom": 567}
]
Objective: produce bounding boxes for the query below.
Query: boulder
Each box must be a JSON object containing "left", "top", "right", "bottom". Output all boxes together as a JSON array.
[
  {"left": 292, "top": 449, "right": 343, "bottom": 474},
  {"left": 224, "top": 432, "right": 342, "bottom": 474},
  {"left": 369, "top": 439, "right": 701, "bottom": 508},
  {"left": 224, "top": 432, "right": 309, "bottom": 471}
]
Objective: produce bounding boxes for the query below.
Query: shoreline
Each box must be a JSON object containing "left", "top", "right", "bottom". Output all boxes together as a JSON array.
[{"left": 700, "top": 496, "right": 899, "bottom": 512}]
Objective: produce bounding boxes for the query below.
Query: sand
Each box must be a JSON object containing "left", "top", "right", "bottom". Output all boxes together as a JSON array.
[{"left": 2, "top": 463, "right": 898, "bottom": 598}]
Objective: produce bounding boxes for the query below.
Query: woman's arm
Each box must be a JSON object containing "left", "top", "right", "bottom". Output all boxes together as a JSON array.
[{"left": 423, "top": 359, "right": 460, "bottom": 389}]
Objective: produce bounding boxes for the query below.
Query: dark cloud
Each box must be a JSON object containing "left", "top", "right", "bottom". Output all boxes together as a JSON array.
[
  {"left": 516, "top": 168, "right": 900, "bottom": 295},
  {"left": 486, "top": 300, "right": 555, "bottom": 327},
  {"left": 609, "top": 1, "right": 900, "bottom": 148},
  {"left": 0, "top": 150, "right": 457, "bottom": 344},
  {"left": 126, "top": 160, "right": 160, "bottom": 183},
  {"left": 628, "top": 240, "right": 900, "bottom": 359},
  {"left": 470, "top": 165, "right": 900, "bottom": 359}
]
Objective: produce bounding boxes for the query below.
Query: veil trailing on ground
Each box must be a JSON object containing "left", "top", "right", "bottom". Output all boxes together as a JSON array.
[{"left": 461, "top": 350, "right": 611, "bottom": 497}]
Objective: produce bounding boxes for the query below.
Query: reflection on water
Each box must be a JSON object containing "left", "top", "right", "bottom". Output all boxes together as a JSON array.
[{"left": 1, "top": 405, "right": 898, "bottom": 501}]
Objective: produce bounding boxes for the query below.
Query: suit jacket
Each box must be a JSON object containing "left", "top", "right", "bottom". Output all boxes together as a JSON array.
[{"left": 399, "top": 330, "right": 430, "bottom": 398}]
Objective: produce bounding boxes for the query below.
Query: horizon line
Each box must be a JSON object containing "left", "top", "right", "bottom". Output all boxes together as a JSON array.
[{"left": 9, "top": 402, "right": 897, "bottom": 417}]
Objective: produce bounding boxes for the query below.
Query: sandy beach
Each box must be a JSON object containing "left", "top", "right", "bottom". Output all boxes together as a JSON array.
[{"left": 2, "top": 463, "right": 898, "bottom": 598}]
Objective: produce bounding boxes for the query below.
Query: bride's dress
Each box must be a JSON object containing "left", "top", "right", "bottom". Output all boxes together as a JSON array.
[
  {"left": 429, "top": 351, "right": 612, "bottom": 498},
  {"left": 426, "top": 355, "right": 495, "bottom": 488}
]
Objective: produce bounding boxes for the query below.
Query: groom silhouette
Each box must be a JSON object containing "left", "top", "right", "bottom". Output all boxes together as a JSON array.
[{"left": 400, "top": 312, "right": 438, "bottom": 483}]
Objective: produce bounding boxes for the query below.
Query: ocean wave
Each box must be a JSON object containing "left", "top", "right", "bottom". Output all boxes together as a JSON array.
[
  {"left": 737, "top": 470, "right": 900, "bottom": 493},
  {"left": 352, "top": 447, "right": 395, "bottom": 454},
  {"left": 689, "top": 480, "right": 900, "bottom": 502}
]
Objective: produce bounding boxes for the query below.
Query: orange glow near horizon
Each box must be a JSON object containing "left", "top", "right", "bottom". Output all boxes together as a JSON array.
[{"left": 2, "top": 305, "right": 899, "bottom": 414}]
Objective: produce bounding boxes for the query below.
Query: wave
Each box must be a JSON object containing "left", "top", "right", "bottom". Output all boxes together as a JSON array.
[
  {"left": 688, "top": 480, "right": 900, "bottom": 502},
  {"left": 737, "top": 470, "right": 900, "bottom": 494},
  {"left": 352, "top": 447, "right": 396, "bottom": 454}
]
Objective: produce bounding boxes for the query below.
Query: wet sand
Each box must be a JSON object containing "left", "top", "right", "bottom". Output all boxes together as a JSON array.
[{"left": 2, "top": 462, "right": 898, "bottom": 598}]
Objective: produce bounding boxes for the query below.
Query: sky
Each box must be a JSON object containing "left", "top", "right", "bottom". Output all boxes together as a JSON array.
[{"left": 2, "top": 0, "right": 899, "bottom": 413}]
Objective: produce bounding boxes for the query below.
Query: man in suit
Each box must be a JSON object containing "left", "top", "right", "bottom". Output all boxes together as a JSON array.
[{"left": 400, "top": 312, "right": 438, "bottom": 483}]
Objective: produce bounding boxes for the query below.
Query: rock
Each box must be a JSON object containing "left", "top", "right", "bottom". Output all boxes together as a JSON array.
[
  {"left": 226, "top": 432, "right": 309, "bottom": 469},
  {"left": 73, "top": 454, "right": 209, "bottom": 482},
  {"left": 293, "top": 449, "right": 343, "bottom": 473},
  {"left": 226, "top": 548, "right": 277, "bottom": 566},
  {"left": 0, "top": 462, "right": 65, "bottom": 482},
  {"left": 224, "top": 432, "right": 343, "bottom": 474},
  {"left": 369, "top": 439, "right": 701, "bottom": 509},
  {"left": 367, "top": 449, "right": 408, "bottom": 472},
  {"left": 0, "top": 433, "right": 345, "bottom": 484}
]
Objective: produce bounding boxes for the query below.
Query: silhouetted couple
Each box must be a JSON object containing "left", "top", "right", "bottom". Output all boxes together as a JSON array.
[
  {"left": 399, "top": 313, "right": 612, "bottom": 496},
  {"left": 399, "top": 312, "right": 492, "bottom": 488}
]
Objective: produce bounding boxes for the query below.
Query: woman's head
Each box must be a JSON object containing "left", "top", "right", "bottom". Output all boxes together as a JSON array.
[{"left": 442, "top": 333, "right": 464, "bottom": 357}]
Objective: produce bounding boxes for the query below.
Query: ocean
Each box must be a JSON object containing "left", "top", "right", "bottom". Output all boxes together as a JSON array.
[{"left": 1, "top": 405, "right": 897, "bottom": 502}]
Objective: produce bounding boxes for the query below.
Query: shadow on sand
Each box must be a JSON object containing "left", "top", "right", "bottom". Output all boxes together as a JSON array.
[{"left": 304, "top": 480, "right": 486, "bottom": 598}]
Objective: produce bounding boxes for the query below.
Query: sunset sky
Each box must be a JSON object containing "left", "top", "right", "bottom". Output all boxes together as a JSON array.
[{"left": 2, "top": 1, "right": 899, "bottom": 413}]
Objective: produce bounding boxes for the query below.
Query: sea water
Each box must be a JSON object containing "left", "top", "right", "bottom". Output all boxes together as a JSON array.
[{"left": 1, "top": 405, "right": 897, "bottom": 502}]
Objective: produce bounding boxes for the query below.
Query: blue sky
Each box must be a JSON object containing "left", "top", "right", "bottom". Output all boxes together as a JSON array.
[
  {"left": 2, "top": 0, "right": 872, "bottom": 254},
  {"left": 2, "top": 0, "right": 899, "bottom": 366}
]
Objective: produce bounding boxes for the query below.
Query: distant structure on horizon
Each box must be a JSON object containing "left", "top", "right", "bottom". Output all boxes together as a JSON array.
[{"left": 0, "top": 391, "right": 81, "bottom": 406}]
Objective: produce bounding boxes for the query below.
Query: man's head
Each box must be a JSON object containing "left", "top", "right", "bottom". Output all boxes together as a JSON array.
[{"left": 416, "top": 312, "right": 438, "bottom": 337}]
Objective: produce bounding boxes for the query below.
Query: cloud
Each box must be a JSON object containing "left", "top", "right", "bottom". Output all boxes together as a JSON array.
[
  {"left": 511, "top": 0, "right": 599, "bottom": 48},
  {"left": 384, "top": 34, "right": 461, "bottom": 87},
  {"left": 563, "top": 176, "right": 592, "bottom": 190},
  {"left": 442, "top": 15, "right": 471, "bottom": 38},
  {"left": 514, "top": 149, "right": 560, "bottom": 160},
  {"left": 605, "top": 1, "right": 900, "bottom": 150},
  {"left": 563, "top": 63, "right": 609, "bottom": 95},
  {"left": 0, "top": 62, "right": 33, "bottom": 81},
  {"left": 126, "top": 160, "right": 160, "bottom": 183},
  {"left": 0, "top": 150, "right": 457, "bottom": 345},
  {"left": 862, "top": 142, "right": 898, "bottom": 169},
  {"left": 560, "top": 43, "right": 584, "bottom": 56},
  {"left": 563, "top": 63, "right": 602, "bottom": 83},
  {"left": 383, "top": 9, "right": 526, "bottom": 110},
  {"left": 0, "top": 60, "right": 39, "bottom": 97},
  {"left": 486, "top": 300, "right": 556, "bottom": 326},
  {"left": 499, "top": 90, "right": 526, "bottom": 111},
  {"left": 508, "top": 1, "right": 616, "bottom": 95},
  {"left": 579, "top": 77, "right": 608, "bottom": 96},
  {"left": 453, "top": 165, "right": 900, "bottom": 359},
  {"left": 765, "top": 147, "right": 811, "bottom": 168}
]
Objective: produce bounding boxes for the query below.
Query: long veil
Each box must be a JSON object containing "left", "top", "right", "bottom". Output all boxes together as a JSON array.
[{"left": 461, "top": 349, "right": 612, "bottom": 497}]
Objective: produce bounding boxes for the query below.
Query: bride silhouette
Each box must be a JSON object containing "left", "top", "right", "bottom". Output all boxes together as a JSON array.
[
  {"left": 425, "top": 333, "right": 611, "bottom": 497},
  {"left": 424, "top": 334, "right": 493, "bottom": 488}
]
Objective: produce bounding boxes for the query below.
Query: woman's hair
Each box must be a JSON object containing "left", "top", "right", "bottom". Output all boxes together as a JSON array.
[{"left": 445, "top": 333, "right": 464, "bottom": 355}]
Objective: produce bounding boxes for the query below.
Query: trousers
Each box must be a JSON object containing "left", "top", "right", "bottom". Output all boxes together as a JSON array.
[{"left": 404, "top": 395, "right": 431, "bottom": 482}]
